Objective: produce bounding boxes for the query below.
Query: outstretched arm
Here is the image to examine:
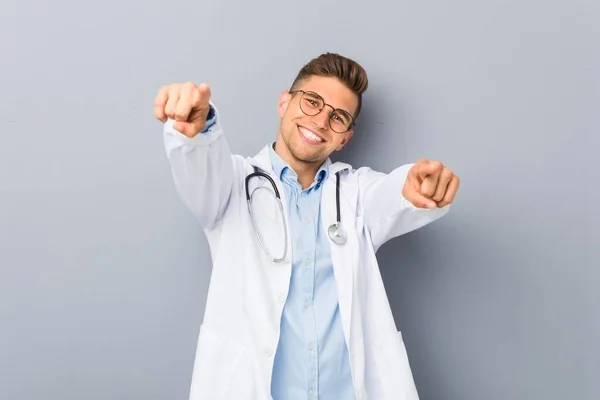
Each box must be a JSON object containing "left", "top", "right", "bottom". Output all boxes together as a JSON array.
[
  {"left": 359, "top": 159, "right": 460, "bottom": 250},
  {"left": 155, "top": 82, "right": 236, "bottom": 230}
]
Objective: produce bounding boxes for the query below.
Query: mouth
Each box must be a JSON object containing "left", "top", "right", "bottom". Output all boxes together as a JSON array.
[{"left": 298, "top": 125, "right": 326, "bottom": 145}]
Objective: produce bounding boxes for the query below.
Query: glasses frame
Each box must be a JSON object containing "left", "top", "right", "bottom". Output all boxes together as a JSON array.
[{"left": 288, "top": 89, "right": 356, "bottom": 133}]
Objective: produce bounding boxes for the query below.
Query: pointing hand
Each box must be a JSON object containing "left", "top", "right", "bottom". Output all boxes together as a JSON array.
[
  {"left": 154, "top": 82, "right": 212, "bottom": 138},
  {"left": 402, "top": 159, "right": 460, "bottom": 209}
]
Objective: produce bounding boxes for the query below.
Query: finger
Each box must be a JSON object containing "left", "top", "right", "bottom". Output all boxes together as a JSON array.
[
  {"left": 404, "top": 185, "right": 437, "bottom": 209},
  {"left": 420, "top": 172, "right": 441, "bottom": 198},
  {"left": 173, "top": 121, "right": 198, "bottom": 138},
  {"left": 413, "top": 159, "right": 443, "bottom": 180},
  {"left": 175, "top": 82, "right": 196, "bottom": 122},
  {"left": 186, "top": 84, "right": 212, "bottom": 135},
  {"left": 164, "top": 85, "right": 181, "bottom": 120},
  {"left": 432, "top": 167, "right": 454, "bottom": 202},
  {"left": 188, "top": 107, "right": 210, "bottom": 134},
  {"left": 153, "top": 86, "right": 169, "bottom": 122},
  {"left": 437, "top": 175, "right": 460, "bottom": 207},
  {"left": 192, "top": 83, "right": 212, "bottom": 109}
]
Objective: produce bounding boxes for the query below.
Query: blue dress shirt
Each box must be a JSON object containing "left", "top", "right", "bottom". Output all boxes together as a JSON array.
[
  {"left": 202, "top": 108, "right": 355, "bottom": 399},
  {"left": 268, "top": 146, "right": 355, "bottom": 400}
]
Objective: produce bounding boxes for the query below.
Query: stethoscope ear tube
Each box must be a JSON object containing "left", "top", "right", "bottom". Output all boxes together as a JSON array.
[
  {"left": 245, "top": 168, "right": 347, "bottom": 263},
  {"left": 246, "top": 170, "right": 288, "bottom": 262},
  {"left": 245, "top": 171, "right": 281, "bottom": 201}
]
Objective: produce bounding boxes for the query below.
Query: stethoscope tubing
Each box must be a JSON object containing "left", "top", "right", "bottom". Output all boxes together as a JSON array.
[{"left": 245, "top": 169, "right": 345, "bottom": 262}]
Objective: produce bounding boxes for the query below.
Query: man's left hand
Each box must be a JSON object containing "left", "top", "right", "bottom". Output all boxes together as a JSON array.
[{"left": 402, "top": 159, "right": 460, "bottom": 209}]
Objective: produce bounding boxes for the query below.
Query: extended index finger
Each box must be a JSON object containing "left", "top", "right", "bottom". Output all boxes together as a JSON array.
[{"left": 413, "top": 160, "right": 443, "bottom": 180}]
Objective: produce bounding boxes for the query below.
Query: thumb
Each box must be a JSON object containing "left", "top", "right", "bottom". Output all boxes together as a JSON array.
[
  {"left": 192, "top": 83, "right": 212, "bottom": 110},
  {"left": 173, "top": 121, "right": 200, "bottom": 138},
  {"left": 403, "top": 179, "right": 437, "bottom": 209}
]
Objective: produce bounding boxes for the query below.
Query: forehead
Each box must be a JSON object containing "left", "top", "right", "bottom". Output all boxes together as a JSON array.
[{"left": 296, "top": 76, "right": 358, "bottom": 113}]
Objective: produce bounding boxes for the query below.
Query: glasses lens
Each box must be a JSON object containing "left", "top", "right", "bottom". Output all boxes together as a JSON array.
[
  {"left": 300, "top": 92, "right": 324, "bottom": 116},
  {"left": 329, "top": 110, "right": 353, "bottom": 133},
  {"left": 297, "top": 91, "right": 353, "bottom": 133}
]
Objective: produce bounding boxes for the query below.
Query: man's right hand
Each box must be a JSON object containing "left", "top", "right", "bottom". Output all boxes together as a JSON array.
[{"left": 153, "top": 82, "right": 212, "bottom": 138}]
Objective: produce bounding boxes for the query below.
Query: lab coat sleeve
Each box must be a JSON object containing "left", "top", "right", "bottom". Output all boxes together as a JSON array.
[
  {"left": 358, "top": 163, "right": 450, "bottom": 250},
  {"left": 162, "top": 103, "right": 236, "bottom": 230}
]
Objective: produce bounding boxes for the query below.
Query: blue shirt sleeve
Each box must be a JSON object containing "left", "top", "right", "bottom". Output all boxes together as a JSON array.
[{"left": 201, "top": 105, "right": 217, "bottom": 134}]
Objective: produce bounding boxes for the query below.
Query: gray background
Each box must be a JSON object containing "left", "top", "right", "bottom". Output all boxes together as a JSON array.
[{"left": 1, "top": 0, "right": 598, "bottom": 399}]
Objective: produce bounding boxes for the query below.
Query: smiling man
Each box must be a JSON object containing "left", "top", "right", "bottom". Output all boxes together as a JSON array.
[{"left": 154, "top": 52, "right": 460, "bottom": 400}]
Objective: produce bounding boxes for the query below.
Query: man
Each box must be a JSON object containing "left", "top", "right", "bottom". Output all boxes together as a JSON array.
[{"left": 154, "top": 53, "right": 459, "bottom": 400}]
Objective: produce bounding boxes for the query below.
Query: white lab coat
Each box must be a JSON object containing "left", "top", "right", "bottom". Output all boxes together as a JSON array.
[{"left": 162, "top": 105, "right": 450, "bottom": 400}]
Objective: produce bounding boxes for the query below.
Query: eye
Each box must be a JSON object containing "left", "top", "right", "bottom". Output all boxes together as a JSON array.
[
  {"left": 332, "top": 111, "right": 351, "bottom": 125},
  {"left": 302, "top": 97, "right": 321, "bottom": 108}
]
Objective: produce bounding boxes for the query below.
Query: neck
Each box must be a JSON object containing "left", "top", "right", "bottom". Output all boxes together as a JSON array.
[{"left": 274, "top": 136, "right": 323, "bottom": 190}]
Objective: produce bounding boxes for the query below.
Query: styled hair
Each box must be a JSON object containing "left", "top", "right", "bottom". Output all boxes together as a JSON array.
[{"left": 290, "top": 52, "right": 369, "bottom": 118}]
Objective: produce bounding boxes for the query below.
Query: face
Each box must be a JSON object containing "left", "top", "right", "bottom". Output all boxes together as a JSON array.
[{"left": 276, "top": 75, "right": 358, "bottom": 166}]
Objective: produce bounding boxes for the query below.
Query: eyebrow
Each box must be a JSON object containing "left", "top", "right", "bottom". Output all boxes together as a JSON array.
[{"left": 303, "top": 90, "right": 354, "bottom": 117}]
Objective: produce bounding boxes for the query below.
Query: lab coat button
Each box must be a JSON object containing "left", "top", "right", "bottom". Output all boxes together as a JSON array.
[
  {"left": 276, "top": 295, "right": 285, "bottom": 304},
  {"left": 263, "top": 348, "right": 273, "bottom": 357}
]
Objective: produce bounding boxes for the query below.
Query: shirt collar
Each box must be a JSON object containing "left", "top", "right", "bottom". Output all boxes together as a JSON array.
[{"left": 268, "top": 142, "right": 330, "bottom": 187}]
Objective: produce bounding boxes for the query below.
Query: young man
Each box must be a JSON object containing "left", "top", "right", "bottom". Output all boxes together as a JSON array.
[{"left": 154, "top": 53, "right": 459, "bottom": 400}]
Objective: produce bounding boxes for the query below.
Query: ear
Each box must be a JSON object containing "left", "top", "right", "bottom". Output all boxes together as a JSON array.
[
  {"left": 277, "top": 90, "right": 291, "bottom": 118},
  {"left": 335, "top": 129, "right": 355, "bottom": 151}
]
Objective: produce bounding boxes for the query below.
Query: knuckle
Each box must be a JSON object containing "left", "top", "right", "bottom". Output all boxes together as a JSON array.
[
  {"left": 431, "top": 160, "right": 443, "bottom": 171},
  {"left": 164, "top": 106, "right": 175, "bottom": 118},
  {"left": 441, "top": 168, "right": 453, "bottom": 181}
]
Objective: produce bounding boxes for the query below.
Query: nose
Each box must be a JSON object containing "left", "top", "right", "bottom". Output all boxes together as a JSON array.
[{"left": 312, "top": 108, "right": 331, "bottom": 131}]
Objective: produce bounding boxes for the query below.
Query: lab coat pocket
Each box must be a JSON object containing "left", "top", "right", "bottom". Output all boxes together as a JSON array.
[
  {"left": 373, "top": 331, "right": 420, "bottom": 400},
  {"left": 189, "top": 324, "right": 244, "bottom": 400}
]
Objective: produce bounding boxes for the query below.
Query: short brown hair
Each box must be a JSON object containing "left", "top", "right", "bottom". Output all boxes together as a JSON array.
[{"left": 290, "top": 52, "right": 369, "bottom": 119}]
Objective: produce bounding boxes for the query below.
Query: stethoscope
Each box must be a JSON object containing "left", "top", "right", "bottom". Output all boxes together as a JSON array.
[{"left": 245, "top": 169, "right": 347, "bottom": 262}]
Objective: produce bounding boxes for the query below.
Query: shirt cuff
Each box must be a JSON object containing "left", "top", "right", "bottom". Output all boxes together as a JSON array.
[{"left": 201, "top": 104, "right": 217, "bottom": 134}]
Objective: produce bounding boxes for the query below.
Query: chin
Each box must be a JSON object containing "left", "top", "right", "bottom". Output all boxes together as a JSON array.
[
  {"left": 282, "top": 126, "right": 328, "bottom": 163},
  {"left": 292, "top": 147, "right": 327, "bottom": 163}
]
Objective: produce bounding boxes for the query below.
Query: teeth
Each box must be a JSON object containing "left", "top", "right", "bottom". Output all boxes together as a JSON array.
[{"left": 300, "top": 127, "right": 323, "bottom": 142}]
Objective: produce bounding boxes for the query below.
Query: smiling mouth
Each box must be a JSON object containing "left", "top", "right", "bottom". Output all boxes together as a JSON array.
[{"left": 298, "top": 126, "right": 326, "bottom": 144}]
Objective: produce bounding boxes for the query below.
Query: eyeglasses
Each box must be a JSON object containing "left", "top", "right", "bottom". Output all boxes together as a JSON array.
[{"left": 289, "top": 90, "right": 355, "bottom": 133}]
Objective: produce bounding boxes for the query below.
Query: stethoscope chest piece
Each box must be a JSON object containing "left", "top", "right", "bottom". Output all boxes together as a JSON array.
[
  {"left": 245, "top": 167, "right": 349, "bottom": 262},
  {"left": 328, "top": 222, "right": 347, "bottom": 245},
  {"left": 328, "top": 170, "right": 347, "bottom": 245}
]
